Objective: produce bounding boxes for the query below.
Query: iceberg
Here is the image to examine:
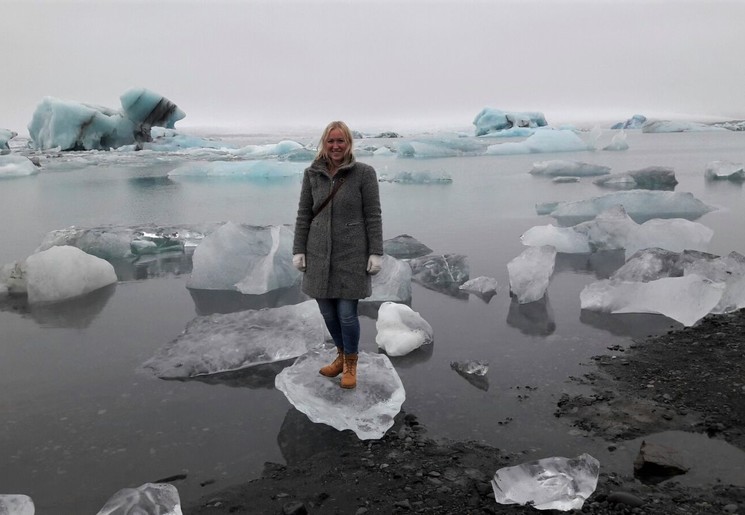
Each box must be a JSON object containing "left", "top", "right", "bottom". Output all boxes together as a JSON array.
[
  {"left": 168, "top": 160, "right": 304, "bottom": 178},
  {"left": 610, "top": 248, "right": 700, "bottom": 283},
  {"left": 543, "top": 190, "right": 715, "bottom": 224},
  {"left": 704, "top": 161, "right": 745, "bottom": 182},
  {"left": 0, "top": 128, "right": 17, "bottom": 150},
  {"left": 375, "top": 301, "right": 433, "bottom": 356},
  {"left": 274, "top": 348, "right": 405, "bottom": 440},
  {"left": 683, "top": 251, "right": 745, "bottom": 314},
  {"left": 642, "top": 120, "right": 726, "bottom": 133},
  {"left": 529, "top": 160, "right": 610, "bottom": 177},
  {"left": 593, "top": 166, "right": 678, "bottom": 190},
  {"left": 364, "top": 254, "right": 412, "bottom": 304},
  {"left": 408, "top": 253, "right": 469, "bottom": 295},
  {"left": 377, "top": 171, "right": 452, "bottom": 184},
  {"left": 228, "top": 140, "right": 305, "bottom": 158},
  {"left": 382, "top": 234, "right": 432, "bottom": 259},
  {"left": 580, "top": 274, "right": 725, "bottom": 327},
  {"left": 473, "top": 107, "right": 547, "bottom": 136},
  {"left": 602, "top": 130, "right": 629, "bottom": 151},
  {"left": 0, "top": 495, "right": 34, "bottom": 515},
  {"left": 450, "top": 360, "right": 488, "bottom": 376},
  {"left": 96, "top": 483, "right": 182, "bottom": 515},
  {"left": 611, "top": 114, "right": 647, "bottom": 130},
  {"left": 24, "top": 246, "right": 117, "bottom": 304},
  {"left": 187, "top": 222, "right": 300, "bottom": 294},
  {"left": 491, "top": 453, "right": 600, "bottom": 511},
  {"left": 120, "top": 88, "right": 184, "bottom": 134},
  {"left": 143, "top": 300, "right": 327, "bottom": 378},
  {"left": 486, "top": 129, "right": 589, "bottom": 156},
  {"left": 396, "top": 137, "right": 485, "bottom": 158},
  {"left": 0, "top": 155, "right": 39, "bottom": 178},
  {"left": 459, "top": 276, "right": 498, "bottom": 296},
  {"left": 507, "top": 246, "right": 556, "bottom": 304}
]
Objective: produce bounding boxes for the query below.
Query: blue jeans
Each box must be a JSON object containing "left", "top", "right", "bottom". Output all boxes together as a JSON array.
[{"left": 316, "top": 298, "right": 360, "bottom": 355}]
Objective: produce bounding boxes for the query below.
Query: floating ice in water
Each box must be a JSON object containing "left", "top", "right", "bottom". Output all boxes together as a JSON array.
[
  {"left": 383, "top": 234, "right": 432, "bottom": 259},
  {"left": 168, "top": 160, "right": 304, "bottom": 178},
  {"left": 365, "top": 255, "right": 412, "bottom": 304},
  {"left": 580, "top": 274, "right": 725, "bottom": 327},
  {"left": 611, "top": 114, "right": 646, "bottom": 129},
  {"left": 130, "top": 231, "right": 185, "bottom": 255},
  {"left": 642, "top": 120, "right": 727, "bottom": 133},
  {"left": 491, "top": 453, "right": 600, "bottom": 511},
  {"left": 477, "top": 127, "right": 536, "bottom": 138},
  {"left": 610, "top": 248, "right": 703, "bottom": 283},
  {"left": 187, "top": 222, "right": 300, "bottom": 294},
  {"left": 375, "top": 301, "right": 433, "bottom": 356},
  {"left": 529, "top": 160, "right": 610, "bottom": 177},
  {"left": 486, "top": 129, "right": 589, "bottom": 156},
  {"left": 594, "top": 166, "right": 677, "bottom": 190},
  {"left": 508, "top": 246, "right": 556, "bottom": 304},
  {"left": 0, "top": 155, "right": 39, "bottom": 178},
  {"left": 0, "top": 494, "right": 34, "bottom": 515},
  {"left": 602, "top": 130, "right": 629, "bottom": 151},
  {"left": 408, "top": 253, "right": 469, "bottom": 295},
  {"left": 377, "top": 171, "right": 452, "bottom": 184},
  {"left": 96, "top": 483, "right": 182, "bottom": 515},
  {"left": 542, "top": 190, "right": 715, "bottom": 224},
  {"left": 459, "top": 276, "right": 498, "bottom": 295},
  {"left": 473, "top": 107, "right": 547, "bottom": 136},
  {"left": 396, "top": 137, "right": 485, "bottom": 158},
  {"left": 23, "top": 246, "right": 117, "bottom": 304},
  {"left": 275, "top": 348, "right": 405, "bottom": 440},
  {"left": 450, "top": 360, "right": 488, "bottom": 376},
  {"left": 704, "top": 161, "right": 745, "bottom": 182},
  {"left": 143, "top": 300, "right": 326, "bottom": 378},
  {"left": 228, "top": 140, "right": 305, "bottom": 158},
  {"left": 522, "top": 205, "right": 713, "bottom": 259},
  {"left": 552, "top": 176, "right": 580, "bottom": 183},
  {"left": 683, "top": 251, "right": 745, "bottom": 314},
  {"left": 127, "top": 127, "right": 232, "bottom": 152},
  {"left": 28, "top": 89, "right": 184, "bottom": 151},
  {"left": 0, "top": 129, "right": 18, "bottom": 150}
]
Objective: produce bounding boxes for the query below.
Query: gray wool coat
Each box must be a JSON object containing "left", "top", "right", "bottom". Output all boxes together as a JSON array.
[{"left": 293, "top": 157, "right": 384, "bottom": 299}]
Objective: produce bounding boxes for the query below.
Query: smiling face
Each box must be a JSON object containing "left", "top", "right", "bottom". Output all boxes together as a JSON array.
[{"left": 324, "top": 128, "right": 349, "bottom": 166}]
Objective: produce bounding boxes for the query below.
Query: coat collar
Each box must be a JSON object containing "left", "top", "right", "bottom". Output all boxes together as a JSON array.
[{"left": 309, "top": 156, "right": 357, "bottom": 178}]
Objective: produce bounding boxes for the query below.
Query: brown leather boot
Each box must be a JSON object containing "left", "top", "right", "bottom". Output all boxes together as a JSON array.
[
  {"left": 319, "top": 347, "right": 344, "bottom": 377},
  {"left": 341, "top": 353, "right": 358, "bottom": 389}
]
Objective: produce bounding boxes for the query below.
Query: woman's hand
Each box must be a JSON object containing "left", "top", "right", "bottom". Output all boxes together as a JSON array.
[
  {"left": 293, "top": 253, "right": 306, "bottom": 272},
  {"left": 367, "top": 254, "right": 383, "bottom": 275}
]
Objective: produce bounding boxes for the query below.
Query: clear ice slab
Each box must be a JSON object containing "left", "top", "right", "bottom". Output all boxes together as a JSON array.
[
  {"left": 274, "top": 348, "right": 405, "bottom": 440},
  {"left": 143, "top": 300, "right": 327, "bottom": 378},
  {"left": 491, "top": 453, "right": 600, "bottom": 511},
  {"left": 96, "top": 483, "right": 182, "bottom": 515},
  {"left": 507, "top": 246, "right": 556, "bottom": 304}
]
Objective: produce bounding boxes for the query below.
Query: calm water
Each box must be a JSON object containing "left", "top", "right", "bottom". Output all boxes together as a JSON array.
[{"left": 2, "top": 128, "right": 744, "bottom": 513}]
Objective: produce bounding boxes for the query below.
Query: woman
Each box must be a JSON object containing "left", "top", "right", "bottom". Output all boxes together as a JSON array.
[{"left": 292, "top": 121, "right": 384, "bottom": 389}]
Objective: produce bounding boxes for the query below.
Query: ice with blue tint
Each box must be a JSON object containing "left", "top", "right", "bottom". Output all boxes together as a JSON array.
[
  {"left": 0, "top": 129, "right": 17, "bottom": 150},
  {"left": 580, "top": 274, "right": 725, "bottom": 327},
  {"left": 491, "top": 453, "right": 599, "bottom": 511},
  {"left": 522, "top": 205, "right": 713, "bottom": 258},
  {"left": 28, "top": 89, "right": 184, "bottom": 151},
  {"left": 594, "top": 166, "right": 677, "bottom": 190},
  {"left": 642, "top": 120, "right": 727, "bottom": 133},
  {"left": 378, "top": 171, "right": 452, "bottom": 184},
  {"left": 375, "top": 301, "right": 433, "bottom": 357},
  {"left": 542, "top": 190, "right": 715, "bottom": 224},
  {"left": 0, "top": 155, "right": 38, "bottom": 178},
  {"left": 96, "top": 482, "right": 182, "bottom": 515},
  {"left": 611, "top": 114, "right": 647, "bottom": 129},
  {"left": 478, "top": 127, "right": 536, "bottom": 138},
  {"left": 275, "top": 348, "right": 405, "bottom": 440},
  {"left": 168, "top": 160, "right": 304, "bottom": 178},
  {"left": 229, "top": 140, "right": 305, "bottom": 158},
  {"left": 529, "top": 160, "right": 610, "bottom": 177},
  {"left": 143, "top": 300, "right": 326, "bottom": 378},
  {"left": 365, "top": 255, "right": 412, "bottom": 304},
  {"left": 187, "top": 222, "right": 300, "bottom": 294},
  {"left": 508, "top": 245, "right": 556, "bottom": 304},
  {"left": 124, "top": 127, "right": 233, "bottom": 152},
  {"left": 396, "top": 137, "right": 486, "bottom": 158},
  {"left": 23, "top": 246, "right": 117, "bottom": 304},
  {"left": 705, "top": 161, "right": 745, "bottom": 182},
  {"left": 0, "top": 494, "right": 34, "bottom": 515},
  {"left": 485, "top": 129, "right": 589, "bottom": 156},
  {"left": 473, "top": 107, "right": 547, "bottom": 136}
]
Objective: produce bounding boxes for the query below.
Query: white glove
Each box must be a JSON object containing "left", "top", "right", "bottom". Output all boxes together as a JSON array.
[
  {"left": 367, "top": 254, "right": 383, "bottom": 275},
  {"left": 293, "top": 253, "right": 306, "bottom": 272}
]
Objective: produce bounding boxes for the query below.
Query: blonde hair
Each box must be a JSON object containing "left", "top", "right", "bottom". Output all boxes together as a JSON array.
[{"left": 316, "top": 120, "right": 354, "bottom": 165}]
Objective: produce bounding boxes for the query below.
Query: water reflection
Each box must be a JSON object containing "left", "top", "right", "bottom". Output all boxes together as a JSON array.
[
  {"left": 579, "top": 310, "right": 681, "bottom": 338},
  {"left": 111, "top": 253, "right": 194, "bottom": 281},
  {"left": 450, "top": 366, "right": 490, "bottom": 391},
  {"left": 382, "top": 340, "right": 434, "bottom": 369},
  {"left": 189, "top": 285, "right": 308, "bottom": 315},
  {"left": 277, "top": 407, "right": 358, "bottom": 465},
  {"left": 506, "top": 296, "right": 556, "bottom": 336},
  {"left": 0, "top": 284, "right": 116, "bottom": 328}
]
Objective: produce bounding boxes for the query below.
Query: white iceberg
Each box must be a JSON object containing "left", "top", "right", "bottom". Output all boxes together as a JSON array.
[
  {"left": 0, "top": 155, "right": 39, "bottom": 178},
  {"left": 187, "top": 222, "right": 300, "bottom": 294},
  {"left": 491, "top": 453, "right": 600, "bottom": 511},
  {"left": 274, "top": 348, "right": 405, "bottom": 440},
  {"left": 642, "top": 120, "right": 726, "bottom": 133},
  {"left": 580, "top": 274, "right": 725, "bottom": 327},
  {"left": 168, "top": 160, "right": 304, "bottom": 178},
  {"left": 375, "top": 301, "right": 433, "bottom": 356},
  {"left": 704, "top": 161, "right": 745, "bottom": 182},
  {"left": 24, "top": 246, "right": 117, "bottom": 304},
  {"left": 486, "top": 130, "right": 589, "bottom": 156},
  {"left": 529, "top": 160, "right": 610, "bottom": 177},
  {"left": 473, "top": 107, "right": 547, "bottom": 136},
  {"left": 507, "top": 245, "right": 556, "bottom": 304},
  {"left": 0, "top": 495, "right": 34, "bottom": 515},
  {"left": 602, "top": 130, "right": 629, "bottom": 151},
  {"left": 143, "top": 300, "right": 327, "bottom": 378},
  {"left": 96, "top": 483, "right": 182, "bottom": 515}
]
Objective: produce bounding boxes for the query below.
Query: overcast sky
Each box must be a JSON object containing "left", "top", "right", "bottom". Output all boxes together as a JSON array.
[{"left": 3, "top": 0, "right": 744, "bottom": 134}]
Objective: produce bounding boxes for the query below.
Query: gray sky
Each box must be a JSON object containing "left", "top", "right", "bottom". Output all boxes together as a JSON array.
[{"left": 3, "top": 0, "right": 744, "bottom": 135}]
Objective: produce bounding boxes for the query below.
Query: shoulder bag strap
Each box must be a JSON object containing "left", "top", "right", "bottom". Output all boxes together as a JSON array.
[{"left": 312, "top": 177, "right": 345, "bottom": 219}]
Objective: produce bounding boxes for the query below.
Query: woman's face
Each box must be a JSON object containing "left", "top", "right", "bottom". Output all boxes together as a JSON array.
[{"left": 324, "top": 128, "right": 348, "bottom": 166}]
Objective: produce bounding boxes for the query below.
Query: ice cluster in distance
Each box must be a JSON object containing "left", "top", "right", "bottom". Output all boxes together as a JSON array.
[{"left": 473, "top": 107, "right": 547, "bottom": 136}]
